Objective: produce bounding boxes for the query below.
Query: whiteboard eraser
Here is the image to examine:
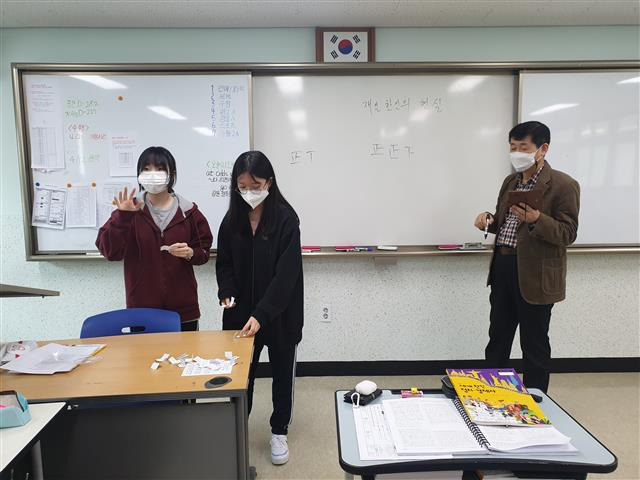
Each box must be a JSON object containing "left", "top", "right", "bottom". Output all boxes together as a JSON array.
[{"left": 377, "top": 245, "right": 398, "bottom": 251}]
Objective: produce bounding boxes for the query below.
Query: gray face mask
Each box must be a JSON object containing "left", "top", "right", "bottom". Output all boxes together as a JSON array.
[{"left": 240, "top": 189, "right": 269, "bottom": 209}]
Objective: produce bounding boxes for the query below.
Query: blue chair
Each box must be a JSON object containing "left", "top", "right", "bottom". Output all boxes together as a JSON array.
[{"left": 80, "top": 308, "right": 181, "bottom": 338}]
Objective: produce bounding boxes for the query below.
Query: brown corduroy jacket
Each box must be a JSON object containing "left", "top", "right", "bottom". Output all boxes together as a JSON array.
[{"left": 487, "top": 161, "right": 580, "bottom": 305}]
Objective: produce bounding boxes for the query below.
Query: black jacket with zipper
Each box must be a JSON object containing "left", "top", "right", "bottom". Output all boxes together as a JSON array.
[{"left": 216, "top": 204, "right": 303, "bottom": 347}]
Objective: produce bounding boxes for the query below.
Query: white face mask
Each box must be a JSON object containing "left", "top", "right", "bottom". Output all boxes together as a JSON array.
[
  {"left": 239, "top": 189, "right": 269, "bottom": 209},
  {"left": 509, "top": 147, "right": 541, "bottom": 173},
  {"left": 138, "top": 171, "right": 169, "bottom": 194}
]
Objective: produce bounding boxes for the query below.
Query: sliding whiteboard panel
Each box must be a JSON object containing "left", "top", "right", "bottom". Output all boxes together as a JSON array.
[
  {"left": 253, "top": 74, "right": 515, "bottom": 246},
  {"left": 520, "top": 71, "right": 640, "bottom": 245},
  {"left": 23, "top": 73, "right": 250, "bottom": 253}
]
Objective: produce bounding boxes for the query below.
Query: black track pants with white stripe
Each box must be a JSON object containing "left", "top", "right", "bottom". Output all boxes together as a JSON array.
[{"left": 247, "top": 343, "right": 298, "bottom": 435}]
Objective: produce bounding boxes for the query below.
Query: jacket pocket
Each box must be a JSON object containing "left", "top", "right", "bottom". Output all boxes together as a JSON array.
[{"left": 541, "top": 258, "right": 564, "bottom": 295}]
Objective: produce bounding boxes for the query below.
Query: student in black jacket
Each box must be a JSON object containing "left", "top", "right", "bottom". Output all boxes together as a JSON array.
[{"left": 216, "top": 150, "right": 303, "bottom": 466}]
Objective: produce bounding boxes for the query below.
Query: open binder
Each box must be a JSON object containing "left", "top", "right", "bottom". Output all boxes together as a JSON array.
[
  {"left": 452, "top": 397, "right": 577, "bottom": 455},
  {"left": 382, "top": 397, "right": 576, "bottom": 457}
]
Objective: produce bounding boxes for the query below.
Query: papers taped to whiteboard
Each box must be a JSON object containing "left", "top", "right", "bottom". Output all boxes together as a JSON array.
[{"left": 32, "top": 185, "right": 67, "bottom": 230}]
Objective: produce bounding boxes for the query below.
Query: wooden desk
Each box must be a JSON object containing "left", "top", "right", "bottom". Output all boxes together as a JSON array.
[
  {"left": 2, "top": 331, "right": 252, "bottom": 402},
  {"left": 1, "top": 331, "right": 254, "bottom": 480}
]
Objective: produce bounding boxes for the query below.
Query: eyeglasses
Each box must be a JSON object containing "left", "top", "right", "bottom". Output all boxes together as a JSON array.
[
  {"left": 236, "top": 187, "right": 265, "bottom": 195},
  {"left": 236, "top": 178, "right": 272, "bottom": 194}
]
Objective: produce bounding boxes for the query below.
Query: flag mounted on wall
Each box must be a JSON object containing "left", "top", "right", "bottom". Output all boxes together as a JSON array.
[{"left": 316, "top": 28, "right": 375, "bottom": 63}]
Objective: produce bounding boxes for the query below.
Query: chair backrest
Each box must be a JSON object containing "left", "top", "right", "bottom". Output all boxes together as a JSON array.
[{"left": 80, "top": 308, "right": 181, "bottom": 338}]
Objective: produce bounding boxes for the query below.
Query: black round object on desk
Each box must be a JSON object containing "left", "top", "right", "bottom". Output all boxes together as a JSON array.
[{"left": 205, "top": 376, "right": 232, "bottom": 389}]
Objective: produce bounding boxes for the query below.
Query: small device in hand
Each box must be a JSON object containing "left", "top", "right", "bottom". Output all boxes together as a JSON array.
[{"left": 507, "top": 190, "right": 543, "bottom": 211}]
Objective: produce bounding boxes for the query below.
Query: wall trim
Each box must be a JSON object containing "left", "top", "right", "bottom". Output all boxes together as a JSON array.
[{"left": 255, "top": 357, "right": 640, "bottom": 377}]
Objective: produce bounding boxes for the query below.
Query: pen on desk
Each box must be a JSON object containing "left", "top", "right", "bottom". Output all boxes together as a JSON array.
[
  {"left": 390, "top": 388, "right": 433, "bottom": 394},
  {"left": 91, "top": 344, "right": 107, "bottom": 356}
]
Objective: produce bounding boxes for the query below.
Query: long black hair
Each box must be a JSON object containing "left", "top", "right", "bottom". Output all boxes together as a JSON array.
[
  {"left": 226, "top": 150, "right": 297, "bottom": 234},
  {"left": 136, "top": 146, "right": 177, "bottom": 193}
]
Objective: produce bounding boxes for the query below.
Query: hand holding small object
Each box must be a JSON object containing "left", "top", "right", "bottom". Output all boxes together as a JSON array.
[
  {"left": 474, "top": 212, "right": 493, "bottom": 231},
  {"left": 221, "top": 297, "right": 236, "bottom": 309},
  {"left": 510, "top": 202, "right": 540, "bottom": 223},
  {"left": 167, "top": 242, "right": 193, "bottom": 260},
  {"left": 240, "top": 316, "right": 260, "bottom": 337}
]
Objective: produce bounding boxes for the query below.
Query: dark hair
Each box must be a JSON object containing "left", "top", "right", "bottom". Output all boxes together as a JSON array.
[
  {"left": 509, "top": 121, "right": 551, "bottom": 148},
  {"left": 226, "top": 150, "right": 297, "bottom": 234},
  {"left": 136, "top": 146, "right": 177, "bottom": 193}
]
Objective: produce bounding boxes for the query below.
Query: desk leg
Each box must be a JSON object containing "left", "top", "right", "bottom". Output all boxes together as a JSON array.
[
  {"left": 234, "top": 393, "right": 250, "bottom": 480},
  {"left": 30, "top": 440, "right": 44, "bottom": 480}
]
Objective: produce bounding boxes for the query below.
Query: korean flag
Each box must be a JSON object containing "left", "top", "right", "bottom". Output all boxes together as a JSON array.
[{"left": 323, "top": 32, "right": 369, "bottom": 63}]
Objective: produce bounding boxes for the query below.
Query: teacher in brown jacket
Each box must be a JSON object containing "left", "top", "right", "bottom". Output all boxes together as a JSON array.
[{"left": 474, "top": 121, "right": 580, "bottom": 393}]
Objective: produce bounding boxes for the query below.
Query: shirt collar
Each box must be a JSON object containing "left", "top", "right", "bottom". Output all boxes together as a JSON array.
[{"left": 517, "top": 162, "right": 545, "bottom": 186}]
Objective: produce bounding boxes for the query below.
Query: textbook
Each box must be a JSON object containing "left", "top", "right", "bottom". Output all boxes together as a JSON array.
[{"left": 446, "top": 368, "right": 551, "bottom": 426}]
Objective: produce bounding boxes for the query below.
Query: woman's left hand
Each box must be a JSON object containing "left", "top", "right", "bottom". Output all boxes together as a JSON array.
[
  {"left": 168, "top": 242, "right": 193, "bottom": 260},
  {"left": 240, "top": 316, "right": 261, "bottom": 337}
]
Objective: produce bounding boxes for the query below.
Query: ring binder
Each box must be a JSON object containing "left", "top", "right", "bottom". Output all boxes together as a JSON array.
[{"left": 453, "top": 397, "right": 489, "bottom": 449}]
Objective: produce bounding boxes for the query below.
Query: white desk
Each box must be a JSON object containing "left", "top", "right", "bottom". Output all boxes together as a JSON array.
[
  {"left": 335, "top": 389, "right": 617, "bottom": 480},
  {"left": 0, "top": 402, "right": 66, "bottom": 476}
]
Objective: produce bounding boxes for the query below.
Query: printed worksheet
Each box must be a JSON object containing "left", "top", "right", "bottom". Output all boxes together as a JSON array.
[
  {"left": 32, "top": 185, "right": 67, "bottom": 229},
  {"left": 26, "top": 78, "right": 65, "bottom": 170},
  {"left": 66, "top": 185, "right": 97, "bottom": 228}
]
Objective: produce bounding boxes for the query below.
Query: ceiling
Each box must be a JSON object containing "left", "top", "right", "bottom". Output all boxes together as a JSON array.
[{"left": 1, "top": 0, "right": 639, "bottom": 28}]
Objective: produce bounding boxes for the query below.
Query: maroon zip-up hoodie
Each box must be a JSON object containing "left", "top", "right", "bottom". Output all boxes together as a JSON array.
[{"left": 96, "top": 195, "right": 213, "bottom": 322}]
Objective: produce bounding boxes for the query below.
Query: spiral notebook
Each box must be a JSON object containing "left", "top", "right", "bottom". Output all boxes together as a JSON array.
[{"left": 383, "top": 397, "right": 576, "bottom": 456}]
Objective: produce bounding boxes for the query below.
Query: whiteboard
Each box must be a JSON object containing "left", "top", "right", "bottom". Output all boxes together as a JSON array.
[
  {"left": 520, "top": 70, "right": 640, "bottom": 245},
  {"left": 23, "top": 73, "right": 251, "bottom": 252},
  {"left": 253, "top": 74, "right": 515, "bottom": 246}
]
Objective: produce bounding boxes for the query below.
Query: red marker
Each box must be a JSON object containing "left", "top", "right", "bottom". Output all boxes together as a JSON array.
[{"left": 437, "top": 244, "right": 462, "bottom": 250}]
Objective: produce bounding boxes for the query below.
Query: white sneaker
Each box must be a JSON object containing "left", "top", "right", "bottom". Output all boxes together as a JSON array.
[{"left": 270, "top": 434, "right": 289, "bottom": 465}]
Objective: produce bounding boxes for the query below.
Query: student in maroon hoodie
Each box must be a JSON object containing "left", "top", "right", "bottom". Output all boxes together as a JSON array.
[{"left": 96, "top": 146, "right": 213, "bottom": 331}]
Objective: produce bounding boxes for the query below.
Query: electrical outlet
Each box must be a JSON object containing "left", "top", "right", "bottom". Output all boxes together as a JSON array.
[{"left": 321, "top": 304, "right": 332, "bottom": 323}]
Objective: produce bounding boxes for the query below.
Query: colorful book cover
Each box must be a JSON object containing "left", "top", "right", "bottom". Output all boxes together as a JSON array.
[{"left": 446, "top": 368, "right": 551, "bottom": 426}]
